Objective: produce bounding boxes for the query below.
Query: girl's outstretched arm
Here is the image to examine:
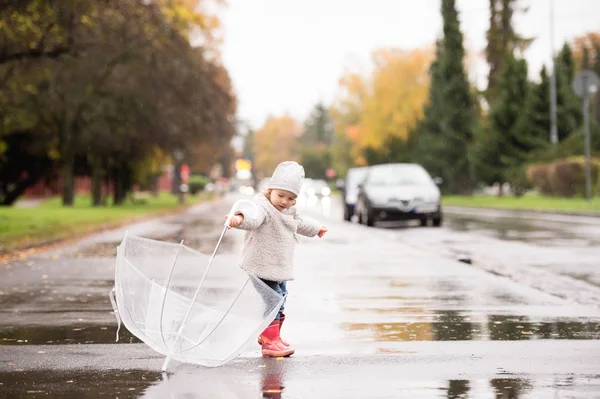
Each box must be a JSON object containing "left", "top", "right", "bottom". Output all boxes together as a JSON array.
[
  {"left": 296, "top": 213, "right": 322, "bottom": 237},
  {"left": 234, "top": 204, "right": 267, "bottom": 230}
]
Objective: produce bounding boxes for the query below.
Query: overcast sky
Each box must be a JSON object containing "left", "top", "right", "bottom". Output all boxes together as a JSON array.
[{"left": 217, "top": 0, "right": 600, "bottom": 129}]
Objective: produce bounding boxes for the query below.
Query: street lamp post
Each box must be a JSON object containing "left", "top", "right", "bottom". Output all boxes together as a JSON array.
[
  {"left": 549, "top": 0, "right": 558, "bottom": 144},
  {"left": 572, "top": 70, "right": 600, "bottom": 201}
]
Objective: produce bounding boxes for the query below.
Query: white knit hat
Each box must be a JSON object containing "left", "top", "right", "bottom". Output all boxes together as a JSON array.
[{"left": 267, "top": 161, "right": 305, "bottom": 196}]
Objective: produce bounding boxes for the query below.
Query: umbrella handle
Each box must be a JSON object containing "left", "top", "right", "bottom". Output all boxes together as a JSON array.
[{"left": 224, "top": 199, "right": 255, "bottom": 228}]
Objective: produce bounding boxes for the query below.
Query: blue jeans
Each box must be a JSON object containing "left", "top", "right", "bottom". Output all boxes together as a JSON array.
[{"left": 260, "top": 279, "right": 287, "bottom": 320}]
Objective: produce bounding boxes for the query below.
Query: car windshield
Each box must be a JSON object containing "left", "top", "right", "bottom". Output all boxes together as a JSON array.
[{"left": 367, "top": 165, "right": 432, "bottom": 186}]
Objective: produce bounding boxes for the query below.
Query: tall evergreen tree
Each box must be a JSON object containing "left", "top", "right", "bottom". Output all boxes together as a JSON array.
[
  {"left": 416, "top": 1, "right": 478, "bottom": 194},
  {"left": 555, "top": 43, "right": 582, "bottom": 141},
  {"left": 299, "top": 103, "right": 333, "bottom": 178},
  {"left": 485, "top": 0, "right": 532, "bottom": 102},
  {"left": 415, "top": 40, "right": 446, "bottom": 178},
  {"left": 527, "top": 66, "right": 552, "bottom": 145},
  {"left": 438, "top": 0, "right": 477, "bottom": 194},
  {"left": 480, "top": 53, "right": 542, "bottom": 194},
  {"left": 301, "top": 103, "right": 334, "bottom": 145},
  {"left": 487, "top": 54, "right": 529, "bottom": 181}
]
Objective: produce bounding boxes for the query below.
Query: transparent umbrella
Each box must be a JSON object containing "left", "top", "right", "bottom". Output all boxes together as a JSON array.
[{"left": 109, "top": 200, "right": 282, "bottom": 371}]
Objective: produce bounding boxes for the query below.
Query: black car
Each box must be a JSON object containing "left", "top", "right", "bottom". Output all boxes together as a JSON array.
[{"left": 354, "top": 163, "right": 443, "bottom": 227}]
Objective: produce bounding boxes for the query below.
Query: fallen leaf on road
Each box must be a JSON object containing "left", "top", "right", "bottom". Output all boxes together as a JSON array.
[
  {"left": 37, "top": 351, "right": 46, "bottom": 354},
  {"left": 42, "top": 274, "right": 49, "bottom": 279}
]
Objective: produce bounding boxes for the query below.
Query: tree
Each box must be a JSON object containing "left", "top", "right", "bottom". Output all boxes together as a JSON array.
[
  {"left": 0, "top": 0, "right": 236, "bottom": 206},
  {"left": 359, "top": 48, "right": 432, "bottom": 154},
  {"left": 436, "top": 0, "right": 478, "bottom": 194},
  {"left": 330, "top": 70, "right": 368, "bottom": 174},
  {"left": 527, "top": 66, "right": 552, "bottom": 146},
  {"left": 414, "top": 40, "right": 447, "bottom": 179},
  {"left": 485, "top": 0, "right": 532, "bottom": 102},
  {"left": 299, "top": 103, "right": 334, "bottom": 178},
  {"left": 301, "top": 102, "right": 333, "bottom": 146},
  {"left": 555, "top": 43, "right": 582, "bottom": 142},
  {"left": 329, "top": 48, "right": 432, "bottom": 173},
  {"left": 253, "top": 116, "right": 301, "bottom": 178},
  {"left": 492, "top": 54, "right": 538, "bottom": 193}
]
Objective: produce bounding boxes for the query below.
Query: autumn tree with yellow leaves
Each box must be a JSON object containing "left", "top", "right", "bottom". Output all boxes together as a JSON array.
[
  {"left": 252, "top": 116, "right": 302, "bottom": 179},
  {"left": 329, "top": 47, "right": 433, "bottom": 175}
]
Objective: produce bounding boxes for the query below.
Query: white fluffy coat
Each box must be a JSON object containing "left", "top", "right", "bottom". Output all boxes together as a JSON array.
[{"left": 235, "top": 194, "right": 321, "bottom": 281}]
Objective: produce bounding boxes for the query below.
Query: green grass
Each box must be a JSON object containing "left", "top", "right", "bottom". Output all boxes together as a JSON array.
[
  {"left": 0, "top": 193, "right": 206, "bottom": 254},
  {"left": 443, "top": 195, "right": 600, "bottom": 214}
]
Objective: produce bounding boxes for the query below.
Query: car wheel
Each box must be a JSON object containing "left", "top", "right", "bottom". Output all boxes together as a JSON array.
[
  {"left": 432, "top": 215, "right": 442, "bottom": 227},
  {"left": 419, "top": 217, "right": 428, "bottom": 227}
]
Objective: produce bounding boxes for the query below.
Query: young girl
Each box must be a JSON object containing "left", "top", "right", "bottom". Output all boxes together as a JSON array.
[{"left": 227, "top": 161, "right": 328, "bottom": 357}]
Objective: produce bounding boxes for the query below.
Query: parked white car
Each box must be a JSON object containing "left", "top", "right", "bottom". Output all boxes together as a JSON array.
[{"left": 354, "top": 163, "right": 443, "bottom": 227}]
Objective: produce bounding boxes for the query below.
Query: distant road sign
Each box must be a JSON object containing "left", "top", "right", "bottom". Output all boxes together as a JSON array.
[{"left": 572, "top": 70, "right": 599, "bottom": 98}]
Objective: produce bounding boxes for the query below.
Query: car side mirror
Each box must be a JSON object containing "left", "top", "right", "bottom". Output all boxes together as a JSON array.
[{"left": 433, "top": 177, "right": 443, "bottom": 185}]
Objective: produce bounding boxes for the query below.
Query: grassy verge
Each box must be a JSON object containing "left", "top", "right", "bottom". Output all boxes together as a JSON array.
[
  {"left": 0, "top": 193, "right": 210, "bottom": 254},
  {"left": 443, "top": 195, "right": 600, "bottom": 215}
]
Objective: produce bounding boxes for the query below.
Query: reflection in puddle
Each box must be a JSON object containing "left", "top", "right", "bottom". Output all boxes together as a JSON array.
[
  {"left": 342, "top": 312, "right": 600, "bottom": 341},
  {"left": 0, "top": 325, "right": 141, "bottom": 345},
  {"left": 0, "top": 370, "right": 160, "bottom": 396},
  {"left": 141, "top": 358, "right": 288, "bottom": 398}
]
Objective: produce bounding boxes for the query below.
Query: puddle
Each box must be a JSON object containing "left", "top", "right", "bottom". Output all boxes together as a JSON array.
[
  {"left": 342, "top": 313, "right": 600, "bottom": 341},
  {"left": 0, "top": 325, "right": 141, "bottom": 345},
  {"left": 143, "top": 372, "right": 600, "bottom": 399},
  {"left": 445, "top": 215, "right": 600, "bottom": 247},
  {"left": 0, "top": 369, "right": 160, "bottom": 397}
]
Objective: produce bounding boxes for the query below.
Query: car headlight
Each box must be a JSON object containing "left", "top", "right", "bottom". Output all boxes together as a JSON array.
[{"left": 321, "top": 187, "right": 331, "bottom": 196}]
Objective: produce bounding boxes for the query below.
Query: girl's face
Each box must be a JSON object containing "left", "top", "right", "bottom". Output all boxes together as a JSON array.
[{"left": 269, "top": 189, "right": 296, "bottom": 211}]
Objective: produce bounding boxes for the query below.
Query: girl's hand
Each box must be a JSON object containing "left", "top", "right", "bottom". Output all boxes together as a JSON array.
[
  {"left": 226, "top": 214, "right": 244, "bottom": 229},
  {"left": 317, "top": 225, "right": 328, "bottom": 238}
]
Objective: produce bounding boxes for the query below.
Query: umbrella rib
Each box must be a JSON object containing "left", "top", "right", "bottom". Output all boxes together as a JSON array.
[
  {"left": 161, "top": 225, "right": 228, "bottom": 371},
  {"left": 179, "top": 277, "right": 250, "bottom": 355},
  {"left": 158, "top": 240, "right": 185, "bottom": 350}
]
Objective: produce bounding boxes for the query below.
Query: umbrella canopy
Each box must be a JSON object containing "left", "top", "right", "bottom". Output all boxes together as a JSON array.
[{"left": 109, "top": 200, "right": 283, "bottom": 371}]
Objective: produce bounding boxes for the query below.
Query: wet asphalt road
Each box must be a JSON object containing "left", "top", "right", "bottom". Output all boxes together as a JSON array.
[{"left": 1, "top": 193, "right": 599, "bottom": 398}]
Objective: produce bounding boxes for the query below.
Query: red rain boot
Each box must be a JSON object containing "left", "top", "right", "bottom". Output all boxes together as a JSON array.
[
  {"left": 279, "top": 313, "right": 290, "bottom": 347},
  {"left": 258, "top": 314, "right": 290, "bottom": 347},
  {"left": 260, "top": 319, "right": 294, "bottom": 358}
]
